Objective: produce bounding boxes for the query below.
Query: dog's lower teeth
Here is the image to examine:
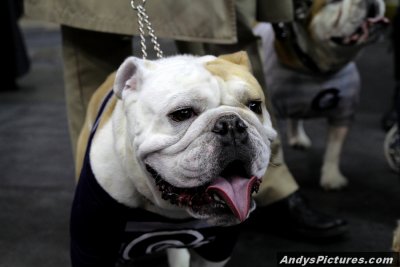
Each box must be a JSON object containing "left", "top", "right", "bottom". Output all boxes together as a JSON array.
[
  {"left": 212, "top": 194, "right": 226, "bottom": 205},
  {"left": 213, "top": 194, "right": 222, "bottom": 202},
  {"left": 212, "top": 202, "right": 225, "bottom": 209}
]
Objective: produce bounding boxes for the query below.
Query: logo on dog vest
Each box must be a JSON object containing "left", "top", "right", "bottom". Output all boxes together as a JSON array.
[
  {"left": 311, "top": 88, "right": 341, "bottom": 111},
  {"left": 122, "top": 229, "right": 213, "bottom": 260}
]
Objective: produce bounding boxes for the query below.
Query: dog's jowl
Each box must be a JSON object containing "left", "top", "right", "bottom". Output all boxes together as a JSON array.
[{"left": 70, "top": 52, "right": 276, "bottom": 267}]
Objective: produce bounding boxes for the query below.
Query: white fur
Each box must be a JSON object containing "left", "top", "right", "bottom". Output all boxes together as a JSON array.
[
  {"left": 287, "top": 120, "right": 312, "bottom": 149},
  {"left": 167, "top": 248, "right": 190, "bottom": 267},
  {"left": 320, "top": 126, "right": 349, "bottom": 190}
]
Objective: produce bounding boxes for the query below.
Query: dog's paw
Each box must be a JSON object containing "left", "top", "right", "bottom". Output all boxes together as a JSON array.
[
  {"left": 288, "top": 134, "right": 312, "bottom": 150},
  {"left": 320, "top": 166, "right": 348, "bottom": 190}
]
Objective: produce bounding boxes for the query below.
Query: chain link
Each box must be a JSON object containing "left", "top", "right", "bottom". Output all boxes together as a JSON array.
[{"left": 130, "top": 0, "right": 163, "bottom": 59}]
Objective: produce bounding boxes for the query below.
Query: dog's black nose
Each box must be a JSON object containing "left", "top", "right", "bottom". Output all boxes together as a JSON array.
[{"left": 212, "top": 115, "right": 248, "bottom": 145}]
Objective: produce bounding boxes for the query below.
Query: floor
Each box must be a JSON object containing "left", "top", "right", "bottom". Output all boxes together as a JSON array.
[{"left": 0, "top": 20, "right": 399, "bottom": 267}]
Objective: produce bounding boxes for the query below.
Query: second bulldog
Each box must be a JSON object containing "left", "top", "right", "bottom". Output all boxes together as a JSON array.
[
  {"left": 71, "top": 52, "right": 276, "bottom": 267},
  {"left": 254, "top": 0, "right": 388, "bottom": 190}
]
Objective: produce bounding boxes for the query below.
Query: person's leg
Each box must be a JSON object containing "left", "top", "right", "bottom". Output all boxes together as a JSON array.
[
  {"left": 61, "top": 26, "right": 133, "bottom": 157},
  {"left": 255, "top": 139, "right": 299, "bottom": 206},
  {"left": 2, "top": 0, "right": 30, "bottom": 90},
  {"left": 393, "top": 221, "right": 400, "bottom": 252}
]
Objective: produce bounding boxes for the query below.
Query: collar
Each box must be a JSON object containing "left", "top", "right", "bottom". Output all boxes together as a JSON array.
[{"left": 272, "top": 22, "right": 329, "bottom": 75}]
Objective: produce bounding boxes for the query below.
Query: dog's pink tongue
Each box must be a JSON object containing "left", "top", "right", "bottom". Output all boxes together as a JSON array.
[{"left": 206, "top": 176, "right": 257, "bottom": 222}]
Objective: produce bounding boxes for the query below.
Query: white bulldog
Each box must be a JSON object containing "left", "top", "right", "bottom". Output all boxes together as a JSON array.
[
  {"left": 254, "top": 0, "right": 388, "bottom": 190},
  {"left": 71, "top": 52, "right": 276, "bottom": 267}
]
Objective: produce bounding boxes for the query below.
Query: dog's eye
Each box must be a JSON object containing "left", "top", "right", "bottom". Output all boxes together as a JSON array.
[
  {"left": 169, "top": 108, "right": 196, "bottom": 122},
  {"left": 248, "top": 101, "right": 262, "bottom": 115}
]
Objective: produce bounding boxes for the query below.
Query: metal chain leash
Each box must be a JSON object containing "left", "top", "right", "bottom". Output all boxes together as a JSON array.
[{"left": 130, "top": 0, "right": 163, "bottom": 59}]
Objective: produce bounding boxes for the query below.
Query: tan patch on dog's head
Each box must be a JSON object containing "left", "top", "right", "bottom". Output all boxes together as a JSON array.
[
  {"left": 205, "top": 52, "right": 264, "bottom": 101},
  {"left": 218, "top": 51, "right": 252, "bottom": 71}
]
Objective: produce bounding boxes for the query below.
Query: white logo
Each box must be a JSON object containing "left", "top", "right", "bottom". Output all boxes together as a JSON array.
[{"left": 122, "top": 230, "right": 212, "bottom": 260}]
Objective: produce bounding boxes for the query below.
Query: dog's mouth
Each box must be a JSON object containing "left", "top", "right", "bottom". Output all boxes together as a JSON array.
[
  {"left": 330, "top": 17, "right": 388, "bottom": 46},
  {"left": 145, "top": 160, "right": 261, "bottom": 222}
]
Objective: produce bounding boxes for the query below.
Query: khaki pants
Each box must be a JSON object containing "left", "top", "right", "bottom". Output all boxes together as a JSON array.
[
  {"left": 62, "top": 26, "right": 133, "bottom": 155},
  {"left": 61, "top": 24, "right": 298, "bottom": 206}
]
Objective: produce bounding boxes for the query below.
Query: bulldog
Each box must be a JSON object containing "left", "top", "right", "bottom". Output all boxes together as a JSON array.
[
  {"left": 70, "top": 52, "right": 276, "bottom": 267},
  {"left": 254, "top": 0, "right": 388, "bottom": 190}
]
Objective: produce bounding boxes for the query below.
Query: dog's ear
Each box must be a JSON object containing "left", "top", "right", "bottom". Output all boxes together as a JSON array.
[
  {"left": 218, "top": 51, "right": 252, "bottom": 71},
  {"left": 114, "top": 56, "right": 144, "bottom": 99}
]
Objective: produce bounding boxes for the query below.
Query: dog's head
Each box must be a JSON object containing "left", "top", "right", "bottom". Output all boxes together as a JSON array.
[
  {"left": 276, "top": 0, "right": 388, "bottom": 72},
  {"left": 113, "top": 52, "right": 276, "bottom": 226}
]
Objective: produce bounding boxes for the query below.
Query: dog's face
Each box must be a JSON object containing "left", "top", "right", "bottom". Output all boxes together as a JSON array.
[
  {"left": 113, "top": 52, "right": 276, "bottom": 226},
  {"left": 309, "top": 0, "right": 387, "bottom": 45},
  {"left": 293, "top": 0, "right": 388, "bottom": 71}
]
